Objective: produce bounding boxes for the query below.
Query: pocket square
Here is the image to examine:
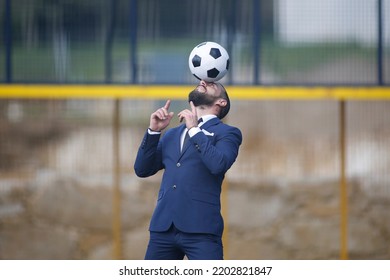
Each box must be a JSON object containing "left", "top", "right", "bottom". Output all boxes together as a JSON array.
[{"left": 202, "top": 129, "right": 215, "bottom": 136}]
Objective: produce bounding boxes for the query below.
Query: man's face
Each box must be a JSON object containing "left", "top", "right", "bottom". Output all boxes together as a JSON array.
[
  {"left": 195, "top": 80, "right": 223, "bottom": 96},
  {"left": 188, "top": 80, "right": 223, "bottom": 107}
]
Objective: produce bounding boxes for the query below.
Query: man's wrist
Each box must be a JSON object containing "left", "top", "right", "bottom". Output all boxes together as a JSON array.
[{"left": 148, "top": 128, "right": 161, "bottom": 134}]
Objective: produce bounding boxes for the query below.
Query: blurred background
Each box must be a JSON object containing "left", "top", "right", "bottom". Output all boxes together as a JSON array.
[{"left": 0, "top": 0, "right": 390, "bottom": 259}]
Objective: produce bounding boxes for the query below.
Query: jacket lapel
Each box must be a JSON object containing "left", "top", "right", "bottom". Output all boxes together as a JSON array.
[
  {"left": 179, "top": 118, "right": 221, "bottom": 156},
  {"left": 200, "top": 117, "right": 220, "bottom": 130}
]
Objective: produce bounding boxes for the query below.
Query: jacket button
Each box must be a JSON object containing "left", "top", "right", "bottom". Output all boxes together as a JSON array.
[
  {"left": 173, "top": 185, "right": 177, "bottom": 189},
  {"left": 176, "top": 162, "right": 181, "bottom": 167}
]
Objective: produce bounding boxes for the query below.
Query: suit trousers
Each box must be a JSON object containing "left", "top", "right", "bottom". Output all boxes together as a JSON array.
[{"left": 144, "top": 224, "right": 223, "bottom": 260}]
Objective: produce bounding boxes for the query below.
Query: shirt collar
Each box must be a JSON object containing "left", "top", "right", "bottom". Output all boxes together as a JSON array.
[{"left": 198, "top": 114, "right": 217, "bottom": 127}]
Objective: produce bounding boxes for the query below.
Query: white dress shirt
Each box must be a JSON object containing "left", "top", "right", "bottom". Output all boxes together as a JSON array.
[
  {"left": 180, "top": 115, "right": 217, "bottom": 151},
  {"left": 147, "top": 115, "right": 217, "bottom": 152}
]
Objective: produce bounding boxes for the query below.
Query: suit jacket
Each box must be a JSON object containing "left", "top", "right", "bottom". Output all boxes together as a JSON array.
[{"left": 134, "top": 117, "right": 242, "bottom": 237}]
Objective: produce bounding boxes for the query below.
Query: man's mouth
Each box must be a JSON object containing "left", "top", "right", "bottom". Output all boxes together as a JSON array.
[{"left": 196, "top": 85, "right": 207, "bottom": 92}]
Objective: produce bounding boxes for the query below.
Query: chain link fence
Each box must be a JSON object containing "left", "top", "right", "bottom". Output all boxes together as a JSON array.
[{"left": 1, "top": 0, "right": 390, "bottom": 259}]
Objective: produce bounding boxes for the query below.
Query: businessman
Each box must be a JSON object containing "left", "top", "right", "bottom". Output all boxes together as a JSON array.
[{"left": 134, "top": 80, "right": 242, "bottom": 260}]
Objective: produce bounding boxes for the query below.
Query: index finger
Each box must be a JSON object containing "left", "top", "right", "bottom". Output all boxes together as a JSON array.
[
  {"left": 164, "top": 100, "right": 171, "bottom": 110},
  {"left": 190, "top": 101, "right": 196, "bottom": 114}
]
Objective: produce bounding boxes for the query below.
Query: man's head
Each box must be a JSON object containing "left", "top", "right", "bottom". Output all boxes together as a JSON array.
[{"left": 188, "top": 80, "right": 230, "bottom": 119}]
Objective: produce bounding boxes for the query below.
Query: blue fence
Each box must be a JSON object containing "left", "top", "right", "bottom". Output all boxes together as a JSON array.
[{"left": 1, "top": 0, "right": 389, "bottom": 85}]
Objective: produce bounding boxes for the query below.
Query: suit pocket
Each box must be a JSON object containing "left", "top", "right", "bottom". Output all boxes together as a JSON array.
[{"left": 191, "top": 190, "right": 220, "bottom": 206}]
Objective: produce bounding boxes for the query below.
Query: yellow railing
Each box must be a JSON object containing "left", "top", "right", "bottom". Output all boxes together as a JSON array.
[{"left": 1, "top": 84, "right": 390, "bottom": 100}]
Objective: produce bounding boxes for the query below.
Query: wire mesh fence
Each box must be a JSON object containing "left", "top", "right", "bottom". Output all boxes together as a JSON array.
[
  {"left": 1, "top": 98, "right": 389, "bottom": 259},
  {"left": 1, "top": 0, "right": 389, "bottom": 85},
  {"left": 1, "top": 0, "right": 390, "bottom": 260}
]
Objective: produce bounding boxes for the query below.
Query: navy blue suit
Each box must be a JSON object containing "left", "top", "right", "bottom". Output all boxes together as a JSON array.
[{"left": 134, "top": 117, "right": 242, "bottom": 259}]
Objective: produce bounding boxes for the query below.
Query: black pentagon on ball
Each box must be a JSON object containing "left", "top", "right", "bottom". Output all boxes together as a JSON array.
[
  {"left": 226, "top": 59, "right": 230, "bottom": 70},
  {"left": 207, "top": 68, "right": 220, "bottom": 78},
  {"left": 192, "top": 55, "right": 201, "bottom": 67},
  {"left": 209, "top": 48, "right": 221, "bottom": 59}
]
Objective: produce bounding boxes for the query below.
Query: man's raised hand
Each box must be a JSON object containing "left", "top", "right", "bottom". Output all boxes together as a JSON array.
[
  {"left": 178, "top": 101, "right": 198, "bottom": 130},
  {"left": 149, "top": 100, "right": 174, "bottom": 132}
]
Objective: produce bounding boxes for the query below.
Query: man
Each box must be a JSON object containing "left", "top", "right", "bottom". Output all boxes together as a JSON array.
[{"left": 134, "top": 80, "right": 242, "bottom": 260}]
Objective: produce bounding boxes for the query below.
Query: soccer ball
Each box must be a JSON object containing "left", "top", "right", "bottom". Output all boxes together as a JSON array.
[{"left": 188, "top": 41, "right": 230, "bottom": 82}]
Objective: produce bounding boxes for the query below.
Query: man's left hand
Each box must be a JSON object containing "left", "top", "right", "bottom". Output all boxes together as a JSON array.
[{"left": 178, "top": 101, "right": 198, "bottom": 130}]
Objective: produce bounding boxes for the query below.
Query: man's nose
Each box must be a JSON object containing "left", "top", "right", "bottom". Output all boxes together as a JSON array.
[{"left": 200, "top": 80, "right": 207, "bottom": 87}]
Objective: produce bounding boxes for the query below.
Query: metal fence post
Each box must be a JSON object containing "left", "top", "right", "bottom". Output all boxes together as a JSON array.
[
  {"left": 4, "top": 0, "right": 12, "bottom": 83},
  {"left": 377, "top": 0, "right": 383, "bottom": 85},
  {"left": 130, "top": 0, "right": 138, "bottom": 84},
  {"left": 339, "top": 100, "right": 349, "bottom": 260},
  {"left": 113, "top": 98, "right": 123, "bottom": 260},
  {"left": 253, "top": 0, "right": 261, "bottom": 85},
  {"left": 105, "top": 0, "right": 123, "bottom": 260},
  {"left": 227, "top": 0, "right": 237, "bottom": 85}
]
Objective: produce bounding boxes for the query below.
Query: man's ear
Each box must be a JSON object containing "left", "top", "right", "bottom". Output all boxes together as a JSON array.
[{"left": 217, "top": 99, "right": 227, "bottom": 108}]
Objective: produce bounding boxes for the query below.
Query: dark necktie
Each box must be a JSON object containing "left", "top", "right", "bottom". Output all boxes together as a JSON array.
[
  {"left": 182, "top": 131, "right": 190, "bottom": 152},
  {"left": 182, "top": 118, "right": 203, "bottom": 152}
]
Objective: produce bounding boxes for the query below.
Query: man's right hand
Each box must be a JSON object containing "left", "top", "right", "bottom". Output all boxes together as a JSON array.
[{"left": 149, "top": 100, "right": 174, "bottom": 132}]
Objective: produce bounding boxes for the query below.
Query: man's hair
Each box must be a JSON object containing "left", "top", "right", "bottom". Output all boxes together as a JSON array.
[{"left": 219, "top": 84, "right": 230, "bottom": 120}]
